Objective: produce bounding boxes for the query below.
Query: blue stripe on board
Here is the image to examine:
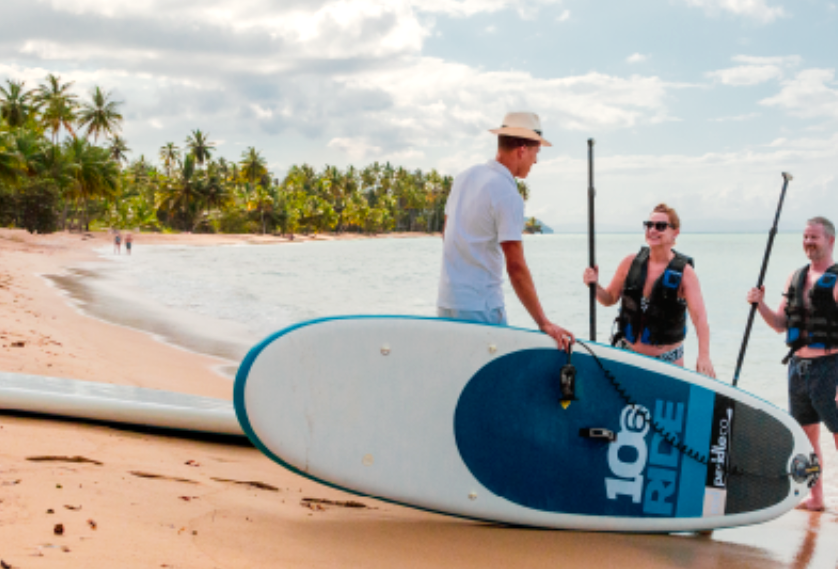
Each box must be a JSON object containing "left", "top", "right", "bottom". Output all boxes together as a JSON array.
[{"left": 676, "top": 385, "right": 715, "bottom": 517}]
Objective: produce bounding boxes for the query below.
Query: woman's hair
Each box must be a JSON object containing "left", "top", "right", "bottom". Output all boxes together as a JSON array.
[{"left": 652, "top": 203, "right": 680, "bottom": 230}]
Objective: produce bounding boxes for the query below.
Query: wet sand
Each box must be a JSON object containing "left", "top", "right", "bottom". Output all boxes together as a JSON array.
[{"left": 1, "top": 228, "right": 837, "bottom": 569}]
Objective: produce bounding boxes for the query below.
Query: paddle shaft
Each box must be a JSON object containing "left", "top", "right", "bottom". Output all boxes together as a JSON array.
[
  {"left": 588, "top": 139, "right": 596, "bottom": 342},
  {"left": 732, "top": 173, "right": 793, "bottom": 387}
]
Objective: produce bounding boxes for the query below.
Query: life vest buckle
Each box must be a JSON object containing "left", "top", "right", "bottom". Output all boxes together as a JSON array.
[
  {"left": 818, "top": 273, "right": 837, "bottom": 288},
  {"left": 662, "top": 269, "right": 683, "bottom": 289}
]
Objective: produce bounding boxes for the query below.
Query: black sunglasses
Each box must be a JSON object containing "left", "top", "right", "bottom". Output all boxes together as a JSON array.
[{"left": 643, "top": 221, "right": 671, "bottom": 231}]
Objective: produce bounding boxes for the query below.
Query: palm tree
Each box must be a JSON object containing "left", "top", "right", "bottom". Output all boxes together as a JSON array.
[
  {"left": 65, "top": 137, "right": 120, "bottom": 230},
  {"left": 424, "top": 169, "right": 443, "bottom": 232},
  {"left": 127, "top": 154, "right": 154, "bottom": 192},
  {"left": 128, "top": 196, "right": 161, "bottom": 231},
  {"left": 0, "top": 132, "right": 23, "bottom": 183},
  {"left": 36, "top": 74, "right": 78, "bottom": 143},
  {"left": 229, "top": 163, "right": 241, "bottom": 190},
  {"left": 244, "top": 182, "right": 275, "bottom": 234},
  {"left": 0, "top": 80, "right": 36, "bottom": 128},
  {"left": 524, "top": 217, "right": 543, "bottom": 234},
  {"left": 185, "top": 129, "right": 214, "bottom": 166},
  {"left": 216, "top": 157, "right": 231, "bottom": 182},
  {"left": 77, "top": 86, "right": 123, "bottom": 142},
  {"left": 202, "top": 165, "right": 233, "bottom": 214},
  {"left": 158, "top": 153, "right": 205, "bottom": 230},
  {"left": 239, "top": 147, "right": 267, "bottom": 185},
  {"left": 40, "top": 142, "right": 78, "bottom": 230},
  {"left": 517, "top": 180, "right": 530, "bottom": 201},
  {"left": 109, "top": 135, "right": 130, "bottom": 164},
  {"left": 321, "top": 165, "right": 349, "bottom": 232},
  {"left": 8, "top": 129, "right": 48, "bottom": 179},
  {"left": 159, "top": 142, "right": 180, "bottom": 177}
]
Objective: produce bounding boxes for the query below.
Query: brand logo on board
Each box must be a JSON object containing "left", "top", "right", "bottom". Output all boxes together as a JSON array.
[
  {"left": 605, "top": 400, "right": 684, "bottom": 516},
  {"left": 710, "top": 407, "right": 733, "bottom": 488},
  {"left": 706, "top": 396, "right": 735, "bottom": 492}
]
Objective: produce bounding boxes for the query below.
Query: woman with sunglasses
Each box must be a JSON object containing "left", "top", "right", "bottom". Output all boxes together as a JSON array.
[{"left": 582, "top": 204, "right": 716, "bottom": 377}]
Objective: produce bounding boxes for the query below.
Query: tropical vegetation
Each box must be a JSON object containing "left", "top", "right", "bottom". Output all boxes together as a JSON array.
[{"left": 1, "top": 74, "right": 531, "bottom": 236}]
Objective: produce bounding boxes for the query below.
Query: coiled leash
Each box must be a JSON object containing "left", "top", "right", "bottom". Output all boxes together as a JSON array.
[{"left": 571, "top": 339, "right": 821, "bottom": 488}]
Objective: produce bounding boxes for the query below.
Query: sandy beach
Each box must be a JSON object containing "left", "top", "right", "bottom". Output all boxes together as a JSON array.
[{"left": 1, "top": 228, "right": 837, "bottom": 569}]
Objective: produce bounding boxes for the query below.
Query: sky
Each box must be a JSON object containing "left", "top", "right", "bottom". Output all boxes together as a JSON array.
[{"left": 1, "top": 0, "right": 836, "bottom": 232}]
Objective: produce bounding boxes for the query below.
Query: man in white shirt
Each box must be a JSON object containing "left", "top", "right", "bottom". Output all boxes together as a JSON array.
[{"left": 437, "top": 112, "right": 574, "bottom": 350}]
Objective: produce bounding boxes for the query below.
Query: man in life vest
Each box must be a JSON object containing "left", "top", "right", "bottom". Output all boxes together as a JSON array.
[
  {"left": 582, "top": 203, "right": 716, "bottom": 376},
  {"left": 747, "top": 216, "right": 838, "bottom": 511}
]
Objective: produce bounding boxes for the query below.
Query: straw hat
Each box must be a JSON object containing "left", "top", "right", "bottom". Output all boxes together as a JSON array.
[{"left": 489, "top": 112, "right": 552, "bottom": 147}]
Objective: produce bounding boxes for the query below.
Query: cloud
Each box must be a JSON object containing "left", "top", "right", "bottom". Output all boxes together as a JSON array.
[
  {"left": 732, "top": 55, "right": 801, "bottom": 67},
  {"left": 37, "top": 0, "right": 561, "bottom": 24},
  {"left": 328, "top": 137, "right": 383, "bottom": 160},
  {"left": 708, "top": 112, "right": 760, "bottom": 122},
  {"left": 418, "top": 0, "right": 561, "bottom": 19},
  {"left": 760, "top": 69, "right": 838, "bottom": 119},
  {"left": 681, "top": 0, "right": 786, "bottom": 23},
  {"left": 10, "top": 0, "right": 823, "bottom": 235},
  {"left": 708, "top": 65, "right": 782, "bottom": 85},
  {"left": 343, "top": 59, "right": 685, "bottom": 142},
  {"left": 707, "top": 54, "right": 800, "bottom": 86},
  {"left": 529, "top": 132, "right": 838, "bottom": 232},
  {"left": 556, "top": 9, "right": 570, "bottom": 22}
]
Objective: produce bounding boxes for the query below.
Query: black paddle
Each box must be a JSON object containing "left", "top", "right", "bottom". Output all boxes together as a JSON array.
[
  {"left": 732, "top": 172, "right": 793, "bottom": 387},
  {"left": 588, "top": 139, "right": 596, "bottom": 342}
]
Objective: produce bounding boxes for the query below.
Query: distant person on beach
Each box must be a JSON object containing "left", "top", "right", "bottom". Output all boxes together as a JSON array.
[
  {"left": 113, "top": 231, "right": 121, "bottom": 255},
  {"left": 582, "top": 204, "right": 716, "bottom": 377},
  {"left": 125, "top": 233, "right": 133, "bottom": 255},
  {"left": 746, "top": 216, "right": 838, "bottom": 512},
  {"left": 437, "top": 111, "right": 574, "bottom": 350}
]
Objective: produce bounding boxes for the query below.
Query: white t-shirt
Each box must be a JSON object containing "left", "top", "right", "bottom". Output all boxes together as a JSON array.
[{"left": 437, "top": 160, "right": 525, "bottom": 311}]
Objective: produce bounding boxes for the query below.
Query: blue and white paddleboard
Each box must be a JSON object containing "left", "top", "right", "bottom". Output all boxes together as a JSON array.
[
  {"left": 234, "top": 316, "right": 817, "bottom": 532},
  {"left": 0, "top": 372, "right": 241, "bottom": 436}
]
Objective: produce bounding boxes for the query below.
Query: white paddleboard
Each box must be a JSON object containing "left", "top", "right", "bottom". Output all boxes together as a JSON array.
[
  {"left": 0, "top": 372, "right": 241, "bottom": 436},
  {"left": 235, "top": 316, "right": 819, "bottom": 532}
]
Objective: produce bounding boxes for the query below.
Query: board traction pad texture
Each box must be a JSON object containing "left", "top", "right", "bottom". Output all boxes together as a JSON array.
[{"left": 726, "top": 403, "right": 793, "bottom": 514}]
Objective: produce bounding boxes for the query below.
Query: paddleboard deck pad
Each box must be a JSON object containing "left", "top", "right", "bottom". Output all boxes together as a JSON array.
[
  {"left": 235, "top": 316, "right": 818, "bottom": 532},
  {"left": 0, "top": 372, "right": 242, "bottom": 436}
]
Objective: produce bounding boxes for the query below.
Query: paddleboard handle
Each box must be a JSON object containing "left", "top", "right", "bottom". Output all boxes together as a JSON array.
[
  {"left": 579, "top": 427, "right": 617, "bottom": 443},
  {"left": 791, "top": 453, "right": 821, "bottom": 488},
  {"left": 559, "top": 349, "right": 577, "bottom": 403}
]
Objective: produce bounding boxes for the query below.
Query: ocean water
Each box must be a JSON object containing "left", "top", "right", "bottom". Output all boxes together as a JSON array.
[
  {"left": 56, "top": 231, "right": 836, "bottom": 503},
  {"left": 95, "top": 233, "right": 806, "bottom": 401}
]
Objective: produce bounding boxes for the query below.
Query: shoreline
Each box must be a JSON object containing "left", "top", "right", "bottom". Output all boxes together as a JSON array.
[
  {"left": 2, "top": 228, "right": 838, "bottom": 568},
  {"left": 27, "top": 229, "right": 439, "bottom": 377},
  {"left": 42, "top": 264, "right": 248, "bottom": 378}
]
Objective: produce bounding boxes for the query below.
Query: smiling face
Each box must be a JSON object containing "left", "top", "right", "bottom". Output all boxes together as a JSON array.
[
  {"left": 803, "top": 222, "right": 835, "bottom": 262},
  {"left": 644, "top": 211, "right": 679, "bottom": 248}
]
